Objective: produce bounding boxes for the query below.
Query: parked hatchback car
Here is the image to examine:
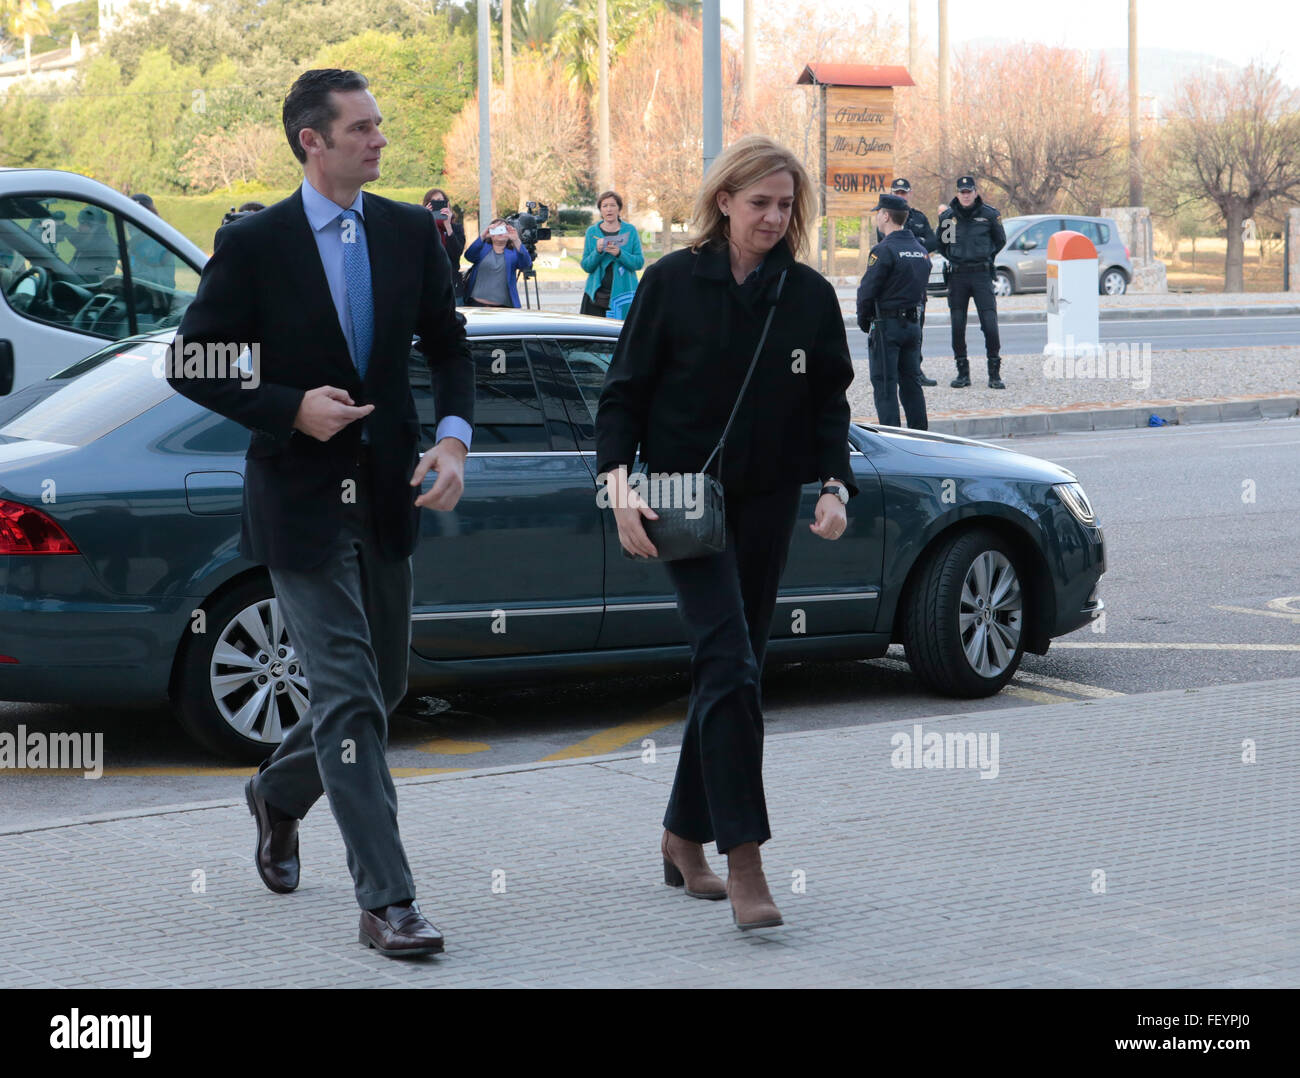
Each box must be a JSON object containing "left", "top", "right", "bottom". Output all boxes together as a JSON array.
[
  {"left": 993, "top": 215, "right": 1132, "bottom": 298},
  {"left": 0, "top": 168, "right": 206, "bottom": 394},
  {"left": 0, "top": 311, "right": 1105, "bottom": 761}
]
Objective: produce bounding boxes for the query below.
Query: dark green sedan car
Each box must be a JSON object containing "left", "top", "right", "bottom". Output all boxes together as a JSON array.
[{"left": 0, "top": 310, "right": 1104, "bottom": 760}]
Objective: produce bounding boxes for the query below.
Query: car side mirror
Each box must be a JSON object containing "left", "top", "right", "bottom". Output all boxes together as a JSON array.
[
  {"left": 1020, "top": 238, "right": 1038, "bottom": 251},
  {"left": 0, "top": 339, "right": 13, "bottom": 396}
]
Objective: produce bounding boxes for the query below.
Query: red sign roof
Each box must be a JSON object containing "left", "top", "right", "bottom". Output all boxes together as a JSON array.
[{"left": 796, "top": 64, "right": 915, "bottom": 88}]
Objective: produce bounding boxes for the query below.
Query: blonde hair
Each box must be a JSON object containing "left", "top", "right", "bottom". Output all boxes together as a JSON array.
[{"left": 686, "top": 135, "right": 817, "bottom": 259}]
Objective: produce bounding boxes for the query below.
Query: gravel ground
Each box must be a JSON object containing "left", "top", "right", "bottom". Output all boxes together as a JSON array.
[{"left": 848, "top": 345, "right": 1300, "bottom": 420}]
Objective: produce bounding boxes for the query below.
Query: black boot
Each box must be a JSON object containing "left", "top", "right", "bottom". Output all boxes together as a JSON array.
[
  {"left": 918, "top": 367, "right": 938, "bottom": 387},
  {"left": 950, "top": 358, "right": 971, "bottom": 388},
  {"left": 988, "top": 356, "right": 1005, "bottom": 389}
]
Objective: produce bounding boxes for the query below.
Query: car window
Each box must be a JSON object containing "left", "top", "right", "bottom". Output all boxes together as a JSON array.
[
  {"left": 0, "top": 340, "right": 174, "bottom": 445},
  {"left": 553, "top": 337, "right": 618, "bottom": 425},
  {"left": 0, "top": 196, "right": 134, "bottom": 339},
  {"left": 1069, "top": 220, "right": 1109, "bottom": 246},
  {"left": 410, "top": 337, "right": 550, "bottom": 452},
  {"left": 1016, "top": 220, "right": 1058, "bottom": 251},
  {"left": 122, "top": 219, "right": 201, "bottom": 331}
]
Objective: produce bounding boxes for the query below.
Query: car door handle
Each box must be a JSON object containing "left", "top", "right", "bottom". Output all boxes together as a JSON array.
[{"left": 0, "top": 339, "right": 13, "bottom": 396}]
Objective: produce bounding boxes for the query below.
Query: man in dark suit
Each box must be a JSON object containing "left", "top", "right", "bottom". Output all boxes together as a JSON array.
[{"left": 167, "top": 69, "right": 473, "bottom": 957}]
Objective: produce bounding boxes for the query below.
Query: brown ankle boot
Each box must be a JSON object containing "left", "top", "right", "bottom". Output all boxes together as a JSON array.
[
  {"left": 725, "top": 842, "right": 783, "bottom": 929},
  {"left": 661, "top": 830, "right": 726, "bottom": 899}
]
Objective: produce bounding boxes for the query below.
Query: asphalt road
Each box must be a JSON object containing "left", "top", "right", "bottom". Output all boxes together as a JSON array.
[
  {"left": 2, "top": 418, "right": 1297, "bottom": 825},
  {"left": 844, "top": 312, "right": 1300, "bottom": 360}
]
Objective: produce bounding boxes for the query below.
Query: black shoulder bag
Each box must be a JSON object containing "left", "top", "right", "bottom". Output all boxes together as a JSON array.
[{"left": 622, "top": 268, "right": 789, "bottom": 563}]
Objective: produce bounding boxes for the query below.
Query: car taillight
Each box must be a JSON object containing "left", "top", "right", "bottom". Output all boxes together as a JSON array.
[
  {"left": 0, "top": 500, "right": 79, "bottom": 554},
  {"left": 1124, "top": 245, "right": 1130, "bottom": 258}
]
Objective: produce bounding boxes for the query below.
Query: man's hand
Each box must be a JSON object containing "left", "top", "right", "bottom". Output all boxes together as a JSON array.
[
  {"left": 809, "top": 492, "right": 847, "bottom": 540},
  {"left": 411, "top": 436, "right": 468, "bottom": 510},
  {"left": 293, "top": 385, "right": 374, "bottom": 441},
  {"left": 607, "top": 466, "right": 659, "bottom": 558}
]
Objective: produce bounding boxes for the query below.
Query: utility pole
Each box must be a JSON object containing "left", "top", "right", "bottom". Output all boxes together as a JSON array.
[
  {"left": 703, "top": 0, "right": 722, "bottom": 174},
  {"left": 1128, "top": 0, "right": 1142, "bottom": 205},
  {"left": 938, "top": 0, "right": 950, "bottom": 182},
  {"left": 504, "top": 0, "right": 513, "bottom": 98},
  {"left": 908, "top": 0, "right": 918, "bottom": 77},
  {"left": 743, "top": 0, "right": 755, "bottom": 111},
  {"left": 478, "top": 0, "right": 492, "bottom": 227},
  {"left": 598, "top": 0, "right": 612, "bottom": 190}
]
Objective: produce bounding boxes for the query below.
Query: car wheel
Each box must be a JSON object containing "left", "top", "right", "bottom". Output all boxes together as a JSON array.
[
  {"left": 992, "top": 270, "right": 1013, "bottom": 297},
  {"left": 901, "top": 528, "right": 1026, "bottom": 697},
  {"left": 1100, "top": 268, "right": 1128, "bottom": 295},
  {"left": 175, "top": 577, "right": 310, "bottom": 761}
]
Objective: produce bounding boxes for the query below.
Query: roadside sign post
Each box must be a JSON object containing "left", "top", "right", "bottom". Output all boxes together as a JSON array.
[{"left": 1044, "top": 230, "right": 1100, "bottom": 358}]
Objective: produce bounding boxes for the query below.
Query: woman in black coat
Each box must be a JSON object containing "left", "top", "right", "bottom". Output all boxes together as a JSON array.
[{"left": 595, "top": 135, "right": 858, "bottom": 930}]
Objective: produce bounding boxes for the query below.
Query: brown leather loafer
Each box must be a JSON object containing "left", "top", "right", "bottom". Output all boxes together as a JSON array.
[
  {"left": 359, "top": 902, "right": 445, "bottom": 957},
  {"left": 244, "top": 778, "right": 299, "bottom": 894}
]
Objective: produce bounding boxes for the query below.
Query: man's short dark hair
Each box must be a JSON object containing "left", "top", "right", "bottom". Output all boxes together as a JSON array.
[
  {"left": 282, "top": 69, "right": 370, "bottom": 164},
  {"left": 885, "top": 208, "right": 907, "bottom": 227}
]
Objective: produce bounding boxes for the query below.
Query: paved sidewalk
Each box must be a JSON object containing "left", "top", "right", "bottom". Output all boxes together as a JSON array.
[{"left": 1, "top": 678, "right": 1295, "bottom": 987}]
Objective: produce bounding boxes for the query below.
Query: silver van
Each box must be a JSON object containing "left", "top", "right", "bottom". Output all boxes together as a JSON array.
[
  {"left": 0, "top": 168, "right": 206, "bottom": 394},
  {"left": 993, "top": 214, "right": 1133, "bottom": 297}
]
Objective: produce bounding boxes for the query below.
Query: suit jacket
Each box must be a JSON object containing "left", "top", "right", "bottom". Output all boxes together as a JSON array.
[
  {"left": 168, "top": 186, "right": 474, "bottom": 570},
  {"left": 595, "top": 237, "right": 858, "bottom": 499}
]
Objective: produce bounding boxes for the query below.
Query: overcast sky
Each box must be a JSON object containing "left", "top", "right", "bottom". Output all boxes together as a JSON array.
[{"left": 722, "top": 0, "right": 1300, "bottom": 88}]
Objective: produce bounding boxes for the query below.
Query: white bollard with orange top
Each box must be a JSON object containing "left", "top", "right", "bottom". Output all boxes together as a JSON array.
[{"left": 1043, "top": 230, "right": 1100, "bottom": 359}]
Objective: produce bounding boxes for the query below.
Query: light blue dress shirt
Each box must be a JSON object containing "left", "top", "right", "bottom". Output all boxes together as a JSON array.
[{"left": 300, "top": 178, "right": 472, "bottom": 452}]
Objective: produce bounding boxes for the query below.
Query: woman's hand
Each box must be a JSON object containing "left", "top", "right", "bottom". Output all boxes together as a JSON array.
[
  {"left": 480, "top": 225, "right": 493, "bottom": 241},
  {"left": 506, "top": 224, "right": 521, "bottom": 248},
  {"left": 810, "top": 493, "right": 847, "bottom": 540},
  {"left": 607, "top": 467, "right": 659, "bottom": 558},
  {"left": 596, "top": 236, "right": 606, "bottom": 253}
]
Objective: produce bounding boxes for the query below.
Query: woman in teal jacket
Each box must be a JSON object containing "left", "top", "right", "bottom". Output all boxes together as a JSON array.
[{"left": 580, "top": 190, "right": 644, "bottom": 319}]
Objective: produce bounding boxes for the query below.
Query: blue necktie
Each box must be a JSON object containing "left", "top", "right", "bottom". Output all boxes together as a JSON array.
[{"left": 341, "top": 208, "right": 373, "bottom": 380}]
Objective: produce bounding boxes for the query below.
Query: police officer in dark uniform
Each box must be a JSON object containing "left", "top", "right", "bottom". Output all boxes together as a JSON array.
[
  {"left": 857, "top": 192, "right": 932, "bottom": 430},
  {"left": 875, "top": 177, "right": 938, "bottom": 386},
  {"left": 937, "top": 174, "right": 1007, "bottom": 389}
]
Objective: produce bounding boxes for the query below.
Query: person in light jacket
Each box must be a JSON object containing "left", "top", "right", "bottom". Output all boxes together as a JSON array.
[
  {"left": 580, "top": 190, "right": 643, "bottom": 318},
  {"left": 463, "top": 218, "right": 532, "bottom": 307}
]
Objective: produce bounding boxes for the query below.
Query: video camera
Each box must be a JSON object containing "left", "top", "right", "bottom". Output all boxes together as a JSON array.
[{"left": 505, "top": 201, "right": 550, "bottom": 261}]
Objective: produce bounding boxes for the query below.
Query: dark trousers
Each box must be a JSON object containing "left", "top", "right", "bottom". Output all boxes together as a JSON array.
[
  {"left": 869, "top": 316, "right": 928, "bottom": 429},
  {"left": 948, "top": 268, "right": 1001, "bottom": 362},
  {"left": 579, "top": 292, "right": 608, "bottom": 317},
  {"left": 254, "top": 469, "right": 416, "bottom": 910},
  {"left": 662, "top": 481, "right": 804, "bottom": 853}
]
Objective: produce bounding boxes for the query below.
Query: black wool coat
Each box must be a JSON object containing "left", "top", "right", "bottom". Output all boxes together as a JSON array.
[{"left": 595, "top": 237, "right": 859, "bottom": 499}]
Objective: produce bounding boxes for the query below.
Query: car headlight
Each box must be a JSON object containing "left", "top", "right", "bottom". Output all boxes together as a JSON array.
[{"left": 1053, "top": 482, "right": 1096, "bottom": 527}]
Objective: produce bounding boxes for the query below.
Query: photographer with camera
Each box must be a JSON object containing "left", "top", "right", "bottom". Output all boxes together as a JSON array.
[
  {"left": 463, "top": 217, "right": 532, "bottom": 308},
  {"left": 422, "top": 188, "right": 466, "bottom": 300},
  {"left": 580, "top": 190, "right": 643, "bottom": 319}
]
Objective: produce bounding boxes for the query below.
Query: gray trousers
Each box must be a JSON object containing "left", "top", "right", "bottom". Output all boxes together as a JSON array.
[{"left": 253, "top": 475, "right": 416, "bottom": 910}]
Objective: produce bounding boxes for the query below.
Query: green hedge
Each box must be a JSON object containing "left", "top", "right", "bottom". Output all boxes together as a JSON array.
[{"left": 152, "top": 185, "right": 431, "bottom": 255}]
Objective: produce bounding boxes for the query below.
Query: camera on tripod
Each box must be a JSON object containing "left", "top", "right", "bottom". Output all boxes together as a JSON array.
[{"left": 505, "top": 201, "right": 550, "bottom": 261}]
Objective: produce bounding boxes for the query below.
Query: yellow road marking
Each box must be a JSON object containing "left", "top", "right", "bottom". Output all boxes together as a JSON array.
[
  {"left": 1001, "top": 685, "right": 1073, "bottom": 705},
  {"left": 1052, "top": 642, "right": 1300, "bottom": 651},
  {"left": 540, "top": 712, "right": 684, "bottom": 762},
  {"left": 1012, "top": 671, "right": 1126, "bottom": 698},
  {"left": 416, "top": 738, "right": 491, "bottom": 756}
]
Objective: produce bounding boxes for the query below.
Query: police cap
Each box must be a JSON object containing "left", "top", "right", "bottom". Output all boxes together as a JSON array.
[
  {"left": 890, "top": 177, "right": 911, "bottom": 193},
  {"left": 873, "top": 193, "right": 909, "bottom": 212},
  {"left": 955, "top": 175, "right": 976, "bottom": 191}
]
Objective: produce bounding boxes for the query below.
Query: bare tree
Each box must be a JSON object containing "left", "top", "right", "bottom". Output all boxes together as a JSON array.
[
  {"left": 610, "top": 12, "right": 742, "bottom": 250},
  {"left": 1164, "top": 61, "right": 1300, "bottom": 291},
  {"left": 442, "top": 53, "right": 592, "bottom": 215}
]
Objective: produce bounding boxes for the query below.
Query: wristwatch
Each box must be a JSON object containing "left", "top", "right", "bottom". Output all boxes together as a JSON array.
[{"left": 820, "top": 480, "right": 849, "bottom": 505}]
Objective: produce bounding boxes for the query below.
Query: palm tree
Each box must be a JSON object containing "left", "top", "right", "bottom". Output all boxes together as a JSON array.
[
  {"left": 512, "top": 0, "right": 569, "bottom": 51},
  {"left": 3, "top": 0, "right": 52, "bottom": 76},
  {"left": 554, "top": 0, "right": 701, "bottom": 94}
]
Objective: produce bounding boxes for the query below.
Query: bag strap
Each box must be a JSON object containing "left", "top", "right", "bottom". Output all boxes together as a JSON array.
[{"left": 701, "top": 267, "right": 788, "bottom": 478}]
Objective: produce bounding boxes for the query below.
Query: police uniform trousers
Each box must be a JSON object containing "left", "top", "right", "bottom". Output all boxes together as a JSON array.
[
  {"left": 253, "top": 447, "right": 417, "bottom": 911},
  {"left": 870, "top": 315, "right": 928, "bottom": 429},
  {"left": 661, "top": 481, "right": 804, "bottom": 853},
  {"left": 948, "top": 266, "right": 1001, "bottom": 361}
]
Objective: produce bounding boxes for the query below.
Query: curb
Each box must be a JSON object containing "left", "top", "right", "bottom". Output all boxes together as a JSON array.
[{"left": 900, "top": 396, "right": 1300, "bottom": 439}]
